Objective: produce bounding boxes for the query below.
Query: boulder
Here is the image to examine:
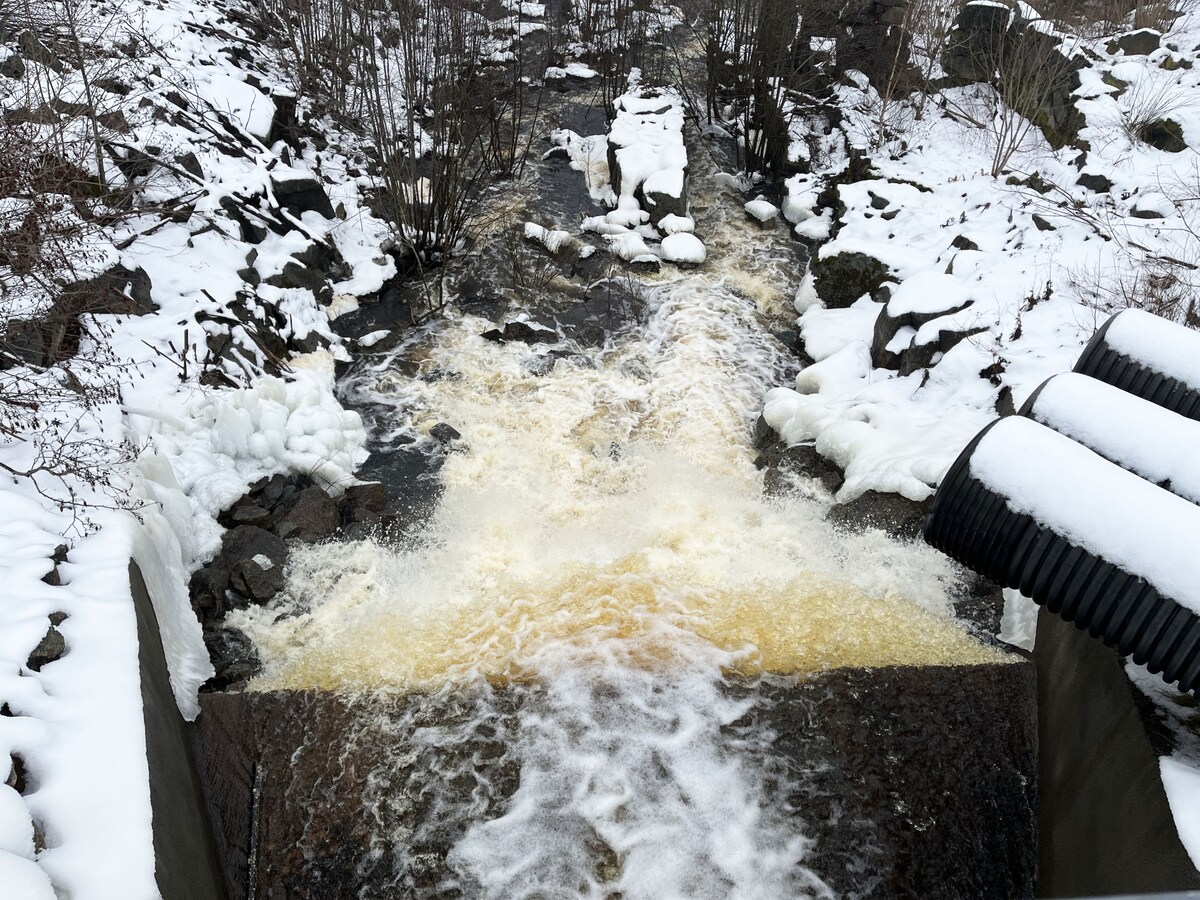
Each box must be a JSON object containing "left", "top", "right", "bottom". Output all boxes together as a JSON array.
[
  {"left": 826, "top": 490, "right": 932, "bottom": 540},
  {"left": 61, "top": 264, "right": 155, "bottom": 316},
  {"left": 271, "top": 175, "right": 335, "bottom": 220},
  {"left": 941, "top": 0, "right": 1013, "bottom": 82},
  {"left": 758, "top": 443, "right": 845, "bottom": 496},
  {"left": 1115, "top": 28, "right": 1161, "bottom": 56},
  {"left": 1139, "top": 118, "right": 1187, "bottom": 153},
  {"left": 230, "top": 556, "right": 285, "bottom": 603},
  {"left": 811, "top": 251, "right": 890, "bottom": 309},
  {"left": 202, "top": 627, "right": 263, "bottom": 692},
  {"left": 1, "top": 54, "right": 26, "bottom": 79},
  {"left": 871, "top": 292, "right": 976, "bottom": 371},
  {"left": 277, "top": 488, "right": 339, "bottom": 543},
  {"left": 1076, "top": 172, "right": 1113, "bottom": 193},
  {"left": 25, "top": 623, "right": 66, "bottom": 672},
  {"left": 481, "top": 321, "right": 559, "bottom": 344},
  {"left": 429, "top": 423, "right": 462, "bottom": 445}
]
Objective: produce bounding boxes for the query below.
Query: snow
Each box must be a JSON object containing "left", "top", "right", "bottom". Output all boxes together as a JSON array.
[
  {"left": 885, "top": 271, "right": 973, "bottom": 317},
  {"left": 189, "top": 70, "right": 277, "bottom": 143},
  {"left": 970, "top": 417, "right": 1200, "bottom": 616},
  {"left": 661, "top": 233, "right": 707, "bottom": 264},
  {"left": 1102, "top": 308, "right": 1200, "bottom": 391},
  {"left": 745, "top": 197, "right": 779, "bottom": 222},
  {"left": 607, "top": 231, "right": 657, "bottom": 263},
  {"left": 658, "top": 214, "right": 695, "bottom": 234},
  {"left": 525, "top": 221, "right": 575, "bottom": 253},
  {"left": 1025, "top": 372, "right": 1200, "bottom": 506},
  {"left": 0, "top": 853, "right": 56, "bottom": 900},
  {"left": 998, "top": 589, "right": 1038, "bottom": 651},
  {"left": 1160, "top": 756, "right": 1200, "bottom": 869},
  {"left": 608, "top": 84, "right": 688, "bottom": 213},
  {"left": 145, "top": 360, "right": 367, "bottom": 559}
]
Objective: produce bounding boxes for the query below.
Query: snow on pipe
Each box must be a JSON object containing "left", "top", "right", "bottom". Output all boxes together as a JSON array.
[
  {"left": 1075, "top": 309, "right": 1200, "bottom": 422},
  {"left": 1019, "top": 372, "right": 1200, "bottom": 507},
  {"left": 924, "top": 416, "right": 1200, "bottom": 693}
]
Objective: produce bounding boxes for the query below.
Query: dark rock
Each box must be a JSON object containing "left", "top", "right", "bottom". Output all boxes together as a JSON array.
[
  {"left": 6, "top": 753, "right": 28, "bottom": 793},
  {"left": 267, "top": 92, "right": 301, "bottom": 148},
  {"left": 276, "top": 488, "right": 339, "bottom": 543},
  {"left": 26, "top": 624, "right": 66, "bottom": 671},
  {"left": 218, "top": 195, "right": 270, "bottom": 244},
  {"left": 481, "top": 321, "right": 559, "bottom": 344},
  {"left": 229, "top": 556, "right": 285, "bottom": 604},
  {"left": 868, "top": 191, "right": 890, "bottom": 209},
  {"left": 254, "top": 473, "right": 316, "bottom": 512},
  {"left": 759, "top": 443, "right": 845, "bottom": 496},
  {"left": 429, "top": 423, "right": 462, "bottom": 445},
  {"left": 941, "top": 0, "right": 1013, "bottom": 82},
  {"left": 1, "top": 54, "right": 26, "bottom": 79},
  {"left": 339, "top": 482, "right": 390, "bottom": 525},
  {"left": 271, "top": 175, "right": 335, "bottom": 220},
  {"left": 218, "top": 498, "right": 273, "bottom": 529},
  {"left": 40, "top": 566, "right": 60, "bottom": 586},
  {"left": 202, "top": 627, "right": 262, "bottom": 692},
  {"left": 51, "top": 544, "right": 69, "bottom": 565},
  {"left": 190, "top": 564, "right": 233, "bottom": 617},
  {"left": 221, "top": 525, "right": 287, "bottom": 570},
  {"left": 643, "top": 184, "right": 688, "bottom": 224},
  {"left": 811, "top": 251, "right": 890, "bottom": 309},
  {"left": 17, "top": 31, "right": 63, "bottom": 72},
  {"left": 951, "top": 234, "right": 980, "bottom": 251},
  {"left": 1032, "top": 213, "right": 1056, "bottom": 231},
  {"left": 48, "top": 611, "right": 67, "bottom": 626},
  {"left": 1116, "top": 28, "right": 1161, "bottom": 56},
  {"left": 1139, "top": 117, "right": 1187, "bottom": 152},
  {"left": 265, "top": 261, "right": 327, "bottom": 293},
  {"left": 174, "top": 151, "right": 203, "bottom": 180},
  {"left": 1077, "top": 172, "right": 1113, "bottom": 193},
  {"left": 872, "top": 292, "right": 976, "bottom": 371},
  {"left": 826, "top": 489, "right": 932, "bottom": 540},
  {"left": 1131, "top": 204, "right": 1166, "bottom": 219},
  {"left": 61, "top": 264, "right": 155, "bottom": 316},
  {"left": 110, "top": 144, "right": 157, "bottom": 181},
  {"left": 751, "top": 414, "right": 778, "bottom": 451}
]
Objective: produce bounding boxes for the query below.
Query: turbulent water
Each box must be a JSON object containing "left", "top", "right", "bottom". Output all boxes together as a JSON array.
[{"left": 231, "top": 139, "right": 1006, "bottom": 898}]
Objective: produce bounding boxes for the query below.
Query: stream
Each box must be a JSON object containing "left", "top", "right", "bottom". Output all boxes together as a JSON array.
[{"left": 224, "top": 118, "right": 1007, "bottom": 899}]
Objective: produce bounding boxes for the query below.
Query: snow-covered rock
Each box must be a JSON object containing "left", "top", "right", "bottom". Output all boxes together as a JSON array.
[{"left": 660, "top": 233, "right": 706, "bottom": 265}]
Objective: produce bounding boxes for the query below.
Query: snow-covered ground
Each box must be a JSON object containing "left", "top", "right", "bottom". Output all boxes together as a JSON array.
[
  {"left": 0, "top": 0, "right": 386, "bottom": 891},
  {"left": 758, "top": 0, "right": 1200, "bottom": 868}
]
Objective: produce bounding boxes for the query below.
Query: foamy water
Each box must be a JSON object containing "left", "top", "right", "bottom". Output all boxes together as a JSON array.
[{"left": 230, "top": 139, "right": 1006, "bottom": 896}]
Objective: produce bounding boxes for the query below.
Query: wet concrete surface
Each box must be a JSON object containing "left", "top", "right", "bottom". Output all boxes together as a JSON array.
[{"left": 192, "top": 660, "right": 1035, "bottom": 899}]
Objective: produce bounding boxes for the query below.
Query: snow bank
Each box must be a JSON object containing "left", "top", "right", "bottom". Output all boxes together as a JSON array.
[
  {"left": 970, "top": 417, "right": 1200, "bottom": 616},
  {"left": 0, "top": 501, "right": 158, "bottom": 899}
]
